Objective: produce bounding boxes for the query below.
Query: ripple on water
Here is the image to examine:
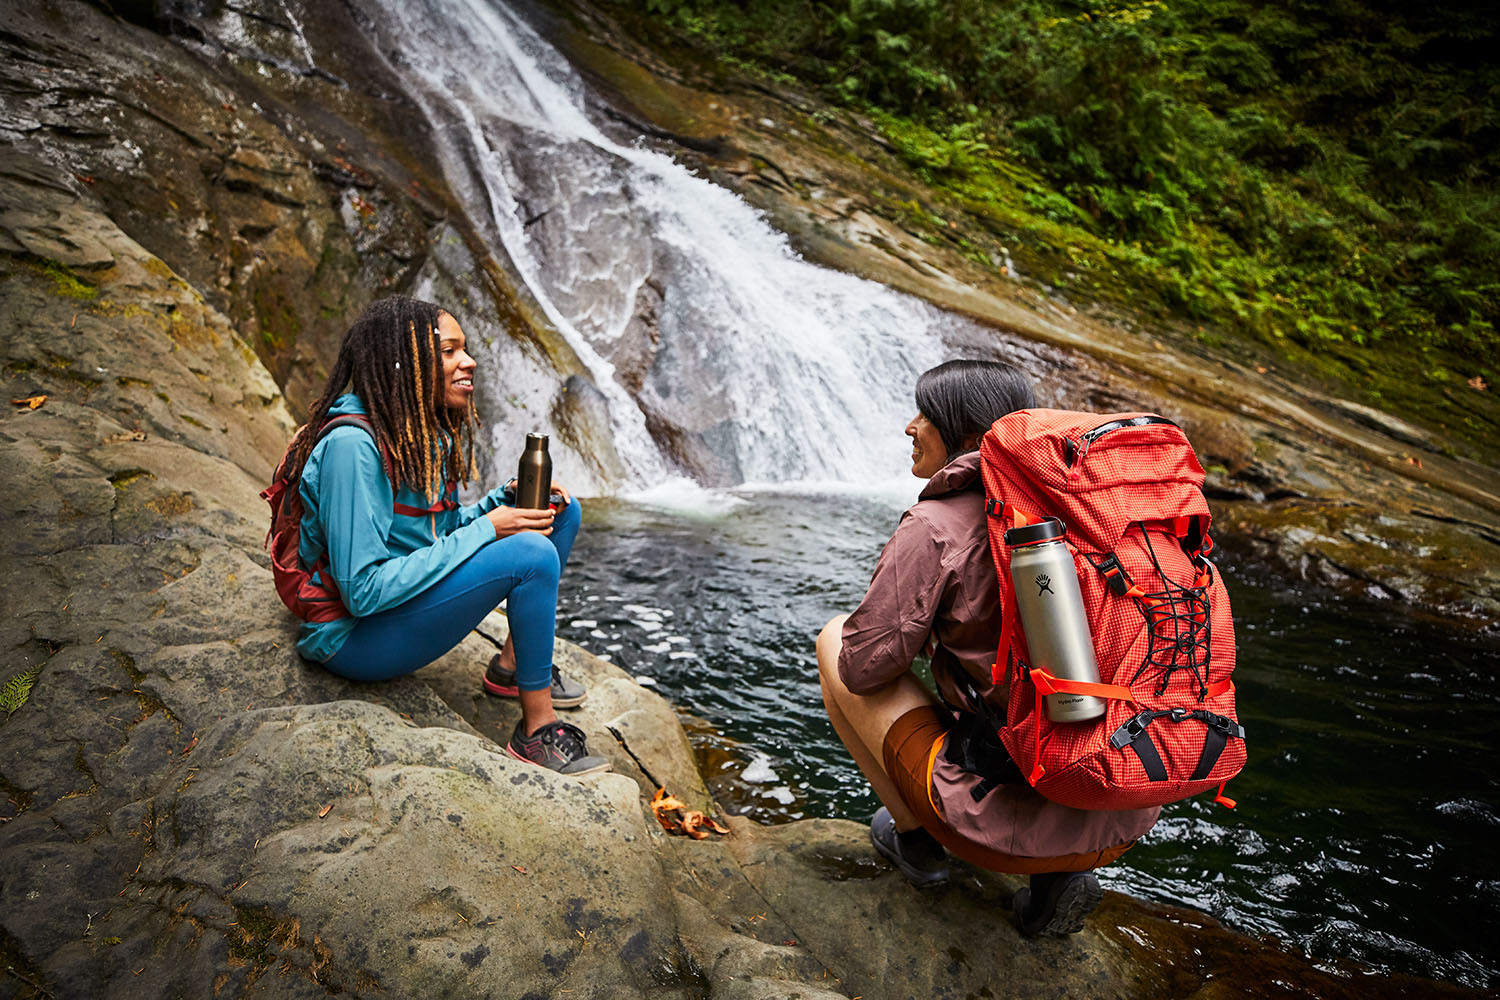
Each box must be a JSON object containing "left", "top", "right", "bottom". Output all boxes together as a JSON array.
[{"left": 1436, "top": 798, "right": 1500, "bottom": 825}]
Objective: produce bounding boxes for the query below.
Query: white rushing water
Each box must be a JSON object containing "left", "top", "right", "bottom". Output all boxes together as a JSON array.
[{"left": 367, "top": 0, "right": 989, "bottom": 496}]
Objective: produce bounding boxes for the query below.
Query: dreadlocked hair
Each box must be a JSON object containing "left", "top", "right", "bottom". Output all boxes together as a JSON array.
[{"left": 283, "top": 295, "right": 479, "bottom": 501}]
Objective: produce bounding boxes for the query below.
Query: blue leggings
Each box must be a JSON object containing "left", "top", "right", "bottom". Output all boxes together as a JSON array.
[{"left": 324, "top": 499, "right": 581, "bottom": 686}]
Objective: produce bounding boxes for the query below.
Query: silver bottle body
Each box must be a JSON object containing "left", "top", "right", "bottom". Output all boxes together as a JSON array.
[
  {"left": 1008, "top": 535, "right": 1106, "bottom": 722},
  {"left": 515, "top": 433, "right": 552, "bottom": 509}
]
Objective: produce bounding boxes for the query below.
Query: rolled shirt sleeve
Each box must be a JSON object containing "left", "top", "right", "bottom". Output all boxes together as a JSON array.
[{"left": 838, "top": 509, "right": 953, "bottom": 694}]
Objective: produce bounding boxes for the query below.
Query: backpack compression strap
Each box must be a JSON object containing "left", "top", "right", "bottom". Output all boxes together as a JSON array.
[
  {"left": 393, "top": 487, "right": 460, "bottom": 518},
  {"left": 1024, "top": 669, "right": 1236, "bottom": 787},
  {"left": 1108, "top": 694, "right": 1241, "bottom": 781},
  {"left": 1019, "top": 668, "right": 1137, "bottom": 785}
]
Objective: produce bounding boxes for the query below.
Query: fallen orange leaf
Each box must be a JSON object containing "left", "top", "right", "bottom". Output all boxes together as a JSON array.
[
  {"left": 680, "top": 812, "right": 708, "bottom": 839},
  {"left": 649, "top": 787, "right": 730, "bottom": 840},
  {"left": 11, "top": 395, "right": 47, "bottom": 410}
]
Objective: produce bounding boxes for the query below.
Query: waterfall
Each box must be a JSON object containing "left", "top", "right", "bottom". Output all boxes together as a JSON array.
[{"left": 365, "top": 0, "right": 989, "bottom": 497}]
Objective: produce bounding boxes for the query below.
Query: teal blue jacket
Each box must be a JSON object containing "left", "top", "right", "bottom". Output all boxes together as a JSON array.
[{"left": 295, "top": 394, "right": 508, "bottom": 662}]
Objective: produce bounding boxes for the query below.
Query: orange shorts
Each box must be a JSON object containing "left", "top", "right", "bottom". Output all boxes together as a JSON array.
[{"left": 882, "top": 705, "right": 1136, "bottom": 874}]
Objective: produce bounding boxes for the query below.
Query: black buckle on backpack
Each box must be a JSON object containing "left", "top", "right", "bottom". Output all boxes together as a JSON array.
[
  {"left": 1089, "top": 553, "right": 1134, "bottom": 597},
  {"left": 1205, "top": 711, "right": 1245, "bottom": 740},
  {"left": 985, "top": 498, "right": 1004, "bottom": 518},
  {"left": 1110, "top": 710, "right": 1154, "bottom": 749}
]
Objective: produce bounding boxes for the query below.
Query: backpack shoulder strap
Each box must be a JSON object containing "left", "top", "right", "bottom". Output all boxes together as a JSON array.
[
  {"left": 314, "top": 413, "right": 393, "bottom": 481},
  {"left": 317, "top": 413, "right": 376, "bottom": 440}
]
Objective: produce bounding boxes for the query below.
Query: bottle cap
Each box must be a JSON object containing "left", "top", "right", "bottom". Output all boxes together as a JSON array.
[
  {"left": 526, "top": 432, "right": 549, "bottom": 447},
  {"left": 1004, "top": 517, "right": 1066, "bottom": 547}
]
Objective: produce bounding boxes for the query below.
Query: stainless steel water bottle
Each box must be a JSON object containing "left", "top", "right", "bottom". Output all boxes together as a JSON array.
[
  {"left": 1004, "top": 517, "right": 1106, "bottom": 722},
  {"left": 515, "top": 433, "right": 552, "bottom": 509}
]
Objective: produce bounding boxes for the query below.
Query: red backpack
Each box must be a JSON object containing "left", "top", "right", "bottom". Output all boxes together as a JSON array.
[
  {"left": 260, "top": 414, "right": 379, "bottom": 623},
  {"left": 979, "top": 409, "right": 1245, "bottom": 811}
]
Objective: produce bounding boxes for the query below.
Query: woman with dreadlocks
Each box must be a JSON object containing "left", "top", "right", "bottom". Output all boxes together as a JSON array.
[{"left": 283, "top": 295, "right": 608, "bottom": 776}]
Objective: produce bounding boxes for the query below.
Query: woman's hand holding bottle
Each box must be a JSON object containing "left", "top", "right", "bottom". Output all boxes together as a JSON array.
[{"left": 486, "top": 504, "right": 555, "bottom": 538}]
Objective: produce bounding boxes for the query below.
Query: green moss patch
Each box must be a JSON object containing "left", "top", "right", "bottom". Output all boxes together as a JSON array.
[{"left": 21, "top": 254, "right": 100, "bottom": 300}]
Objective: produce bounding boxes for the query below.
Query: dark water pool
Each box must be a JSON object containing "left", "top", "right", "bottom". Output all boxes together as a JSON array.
[{"left": 554, "top": 492, "right": 1500, "bottom": 989}]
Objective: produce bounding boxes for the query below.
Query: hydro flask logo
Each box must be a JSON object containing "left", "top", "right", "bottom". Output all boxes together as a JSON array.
[{"left": 1034, "top": 573, "right": 1054, "bottom": 597}]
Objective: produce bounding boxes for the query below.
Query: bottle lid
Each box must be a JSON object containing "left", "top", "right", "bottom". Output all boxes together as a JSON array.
[
  {"left": 1004, "top": 517, "right": 1066, "bottom": 547},
  {"left": 525, "top": 432, "right": 549, "bottom": 447}
]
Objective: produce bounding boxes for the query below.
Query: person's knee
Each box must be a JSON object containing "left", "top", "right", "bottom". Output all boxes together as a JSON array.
[{"left": 500, "top": 531, "right": 561, "bottom": 582}]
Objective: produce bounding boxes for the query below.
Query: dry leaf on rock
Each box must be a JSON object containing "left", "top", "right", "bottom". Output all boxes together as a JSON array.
[{"left": 650, "top": 787, "right": 730, "bottom": 840}]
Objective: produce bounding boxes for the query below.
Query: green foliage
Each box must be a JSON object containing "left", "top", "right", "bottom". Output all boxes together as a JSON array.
[
  {"left": 1, "top": 667, "right": 40, "bottom": 716},
  {"left": 604, "top": 0, "right": 1500, "bottom": 369}
]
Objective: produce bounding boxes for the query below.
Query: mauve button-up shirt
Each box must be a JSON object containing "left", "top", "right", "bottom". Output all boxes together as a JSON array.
[
  {"left": 839, "top": 451, "right": 1000, "bottom": 707},
  {"left": 839, "top": 451, "right": 1160, "bottom": 859}
]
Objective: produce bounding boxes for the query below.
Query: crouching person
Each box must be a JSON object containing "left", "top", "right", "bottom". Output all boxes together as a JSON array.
[{"left": 816, "top": 360, "right": 1158, "bottom": 935}]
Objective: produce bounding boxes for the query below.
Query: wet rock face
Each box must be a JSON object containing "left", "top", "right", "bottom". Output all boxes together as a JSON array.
[
  {"left": 4, "top": 0, "right": 438, "bottom": 415},
  {"left": 4, "top": 0, "right": 633, "bottom": 483}
]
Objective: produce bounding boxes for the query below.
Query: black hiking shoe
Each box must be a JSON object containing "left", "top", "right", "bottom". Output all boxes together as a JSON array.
[
  {"left": 1012, "top": 871, "right": 1103, "bottom": 937},
  {"left": 869, "top": 806, "right": 949, "bottom": 889},
  {"left": 505, "top": 719, "right": 611, "bottom": 776},
  {"left": 484, "top": 654, "right": 587, "bottom": 709}
]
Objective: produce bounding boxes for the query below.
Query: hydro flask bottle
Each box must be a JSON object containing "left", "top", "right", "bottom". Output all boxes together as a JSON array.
[
  {"left": 515, "top": 433, "right": 552, "bottom": 509},
  {"left": 1004, "top": 517, "right": 1106, "bottom": 722}
]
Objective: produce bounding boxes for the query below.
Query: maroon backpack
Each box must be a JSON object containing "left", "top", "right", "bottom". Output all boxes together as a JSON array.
[
  {"left": 980, "top": 409, "right": 1245, "bottom": 810},
  {"left": 260, "top": 414, "right": 379, "bottom": 623}
]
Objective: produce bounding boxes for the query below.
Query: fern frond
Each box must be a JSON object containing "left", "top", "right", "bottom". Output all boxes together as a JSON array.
[{"left": 1, "top": 666, "right": 41, "bottom": 716}]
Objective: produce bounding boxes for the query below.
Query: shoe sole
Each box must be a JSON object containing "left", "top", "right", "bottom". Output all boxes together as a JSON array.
[
  {"left": 504, "top": 743, "right": 612, "bottom": 777},
  {"left": 483, "top": 675, "right": 586, "bottom": 709}
]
